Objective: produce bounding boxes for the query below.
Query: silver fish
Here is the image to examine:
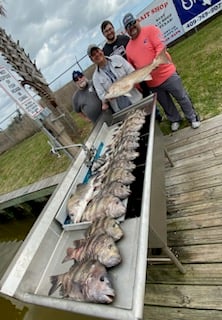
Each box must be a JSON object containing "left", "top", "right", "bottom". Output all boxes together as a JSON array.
[
  {"left": 67, "top": 176, "right": 100, "bottom": 223},
  {"left": 114, "top": 149, "right": 140, "bottom": 161},
  {"left": 109, "top": 134, "right": 140, "bottom": 148},
  {"left": 94, "top": 158, "right": 136, "bottom": 178},
  {"left": 82, "top": 194, "right": 126, "bottom": 222},
  {"left": 101, "top": 181, "right": 131, "bottom": 199},
  {"left": 111, "top": 159, "right": 136, "bottom": 172},
  {"left": 104, "top": 168, "right": 136, "bottom": 185},
  {"left": 85, "top": 216, "right": 124, "bottom": 241},
  {"left": 91, "top": 154, "right": 107, "bottom": 173},
  {"left": 48, "top": 260, "right": 115, "bottom": 304},
  {"left": 62, "top": 232, "right": 121, "bottom": 268},
  {"left": 104, "top": 49, "right": 169, "bottom": 100}
]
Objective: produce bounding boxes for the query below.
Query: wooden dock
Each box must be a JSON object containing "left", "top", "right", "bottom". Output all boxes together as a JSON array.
[
  {"left": 0, "top": 172, "right": 65, "bottom": 211},
  {"left": 144, "top": 114, "right": 222, "bottom": 319}
]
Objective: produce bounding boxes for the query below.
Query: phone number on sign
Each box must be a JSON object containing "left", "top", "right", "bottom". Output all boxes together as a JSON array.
[{"left": 184, "top": 2, "right": 222, "bottom": 31}]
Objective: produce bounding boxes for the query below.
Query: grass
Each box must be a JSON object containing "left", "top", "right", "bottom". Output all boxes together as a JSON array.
[
  {"left": 0, "top": 13, "right": 222, "bottom": 195},
  {"left": 0, "top": 132, "right": 71, "bottom": 194}
]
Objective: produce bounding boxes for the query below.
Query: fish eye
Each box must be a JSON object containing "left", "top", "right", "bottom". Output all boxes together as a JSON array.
[
  {"left": 100, "top": 276, "right": 105, "bottom": 282},
  {"left": 108, "top": 244, "right": 112, "bottom": 249}
]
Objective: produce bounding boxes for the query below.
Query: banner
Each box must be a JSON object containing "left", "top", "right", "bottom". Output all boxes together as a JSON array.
[
  {"left": 0, "top": 66, "right": 43, "bottom": 119},
  {"left": 173, "top": 0, "right": 222, "bottom": 31},
  {"left": 136, "top": 0, "right": 185, "bottom": 44}
]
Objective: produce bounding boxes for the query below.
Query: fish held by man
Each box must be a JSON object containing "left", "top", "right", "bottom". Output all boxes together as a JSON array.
[
  {"left": 48, "top": 259, "right": 115, "bottom": 304},
  {"left": 104, "top": 49, "right": 169, "bottom": 100}
]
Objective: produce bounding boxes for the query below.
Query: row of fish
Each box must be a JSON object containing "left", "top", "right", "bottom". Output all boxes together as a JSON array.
[
  {"left": 48, "top": 107, "right": 149, "bottom": 304},
  {"left": 48, "top": 217, "right": 124, "bottom": 303},
  {"left": 67, "top": 108, "right": 147, "bottom": 224}
]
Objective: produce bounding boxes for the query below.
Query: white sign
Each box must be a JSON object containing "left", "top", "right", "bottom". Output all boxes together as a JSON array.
[
  {"left": 0, "top": 65, "right": 43, "bottom": 119},
  {"left": 137, "top": 0, "right": 185, "bottom": 44}
]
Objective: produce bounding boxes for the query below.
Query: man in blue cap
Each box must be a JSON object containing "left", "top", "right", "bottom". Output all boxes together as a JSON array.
[{"left": 72, "top": 70, "right": 103, "bottom": 123}]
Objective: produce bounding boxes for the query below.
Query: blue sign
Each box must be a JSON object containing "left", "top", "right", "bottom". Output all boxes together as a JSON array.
[{"left": 173, "top": 0, "right": 222, "bottom": 30}]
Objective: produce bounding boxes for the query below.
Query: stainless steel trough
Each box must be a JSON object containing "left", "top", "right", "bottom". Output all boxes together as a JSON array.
[{"left": 0, "top": 94, "right": 184, "bottom": 320}]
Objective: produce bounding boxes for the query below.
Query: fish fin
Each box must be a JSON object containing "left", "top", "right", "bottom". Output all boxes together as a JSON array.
[
  {"left": 144, "top": 74, "right": 152, "bottom": 81},
  {"left": 156, "top": 48, "right": 170, "bottom": 65},
  {"left": 73, "top": 238, "right": 86, "bottom": 248},
  {"left": 48, "top": 275, "right": 62, "bottom": 296},
  {"left": 62, "top": 247, "right": 75, "bottom": 263}
]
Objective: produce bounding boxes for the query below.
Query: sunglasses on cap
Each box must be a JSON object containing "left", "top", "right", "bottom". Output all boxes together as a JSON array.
[
  {"left": 73, "top": 74, "right": 83, "bottom": 82},
  {"left": 126, "top": 20, "right": 137, "bottom": 29}
]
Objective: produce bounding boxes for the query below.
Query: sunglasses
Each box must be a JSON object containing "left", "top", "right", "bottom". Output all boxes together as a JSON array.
[
  {"left": 126, "top": 20, "right": 137, "bottom": 30},
  {"left": 73, "top": 74, "right": 83, "bottom": 82}
]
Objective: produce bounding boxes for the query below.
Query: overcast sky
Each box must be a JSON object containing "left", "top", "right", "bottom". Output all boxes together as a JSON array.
[{"left": 0, "top": 0, "right": 152, "bottom": 128}]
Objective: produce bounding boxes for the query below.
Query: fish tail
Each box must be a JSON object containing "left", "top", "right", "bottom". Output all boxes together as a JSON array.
[
  {"left": 156, "top": 49, "right": 169, "bottom": 66},
  {"left": 48, "top": 274, "right": 62, "bottom": 296}
]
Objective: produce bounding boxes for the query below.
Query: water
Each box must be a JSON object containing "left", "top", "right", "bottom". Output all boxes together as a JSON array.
[{"left": 0, "top": 212, "right": 106, "bottom": 320}]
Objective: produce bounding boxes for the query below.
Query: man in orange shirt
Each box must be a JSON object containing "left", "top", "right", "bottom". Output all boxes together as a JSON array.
[{"left": 123, "top": 13, "right": 200, "bottom": 132}]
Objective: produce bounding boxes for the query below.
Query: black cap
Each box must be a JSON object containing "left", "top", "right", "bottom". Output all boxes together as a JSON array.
[
  {"left": 123, "top": 13, "right": 136, "bottom": 29},
  {"left": 72, "top": 70, "right": 83, "bottom": 82}
]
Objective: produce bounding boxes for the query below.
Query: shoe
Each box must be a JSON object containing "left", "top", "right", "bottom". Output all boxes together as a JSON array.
[
  {"left": 171, "top": 122, "right": 180, "bottom": 131},
  {"left": 191, "top": 120, "right": 201, "bottom": 129}
]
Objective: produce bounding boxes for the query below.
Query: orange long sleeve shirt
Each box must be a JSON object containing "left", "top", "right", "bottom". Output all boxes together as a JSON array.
[{"left": 126, "top": 25, "right": 176, "bottom": 87}]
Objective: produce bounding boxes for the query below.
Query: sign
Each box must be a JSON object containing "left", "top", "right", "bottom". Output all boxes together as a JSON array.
[
  {"left": 0, "top": 65, "right": 43, "bottom": 119},
  {"left": 137, "top": 0, "right": 185, "bottom": 44},
  {"left": 173, "top": 0, "right": 222, "bottom": 31}
]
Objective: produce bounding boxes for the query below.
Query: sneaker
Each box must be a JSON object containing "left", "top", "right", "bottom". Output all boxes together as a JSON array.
[
  {"left": 191, "top": 120, "right": 201, "bottom": 129},
  {"left": 171, "top": 122, "right": 180, "bottom": 131}
]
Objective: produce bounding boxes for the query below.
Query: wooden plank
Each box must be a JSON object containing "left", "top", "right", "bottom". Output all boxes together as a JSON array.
[
  {"left": 164, "top": 125, "right": 222, "bottom": 150},
  {"left": 144, "top": 305, "right": 222, "bottom": 320},
  {"left": 144, "top": 283, "right": 222, "bottom": 310},
  {"left": 167, "top": 200, "right": 222, "bottom": 217},
  {"left": 147, "top": 263, "right": 222, "bottom": 285},
  {"left": 166, "top": 174, "right": 222, "bottom": 195},
  {"left": 165, "top": 149, "right": 218, "bottom": 169},
  {"left": 165, "top": 163, "right": 222, "bottom": 187},
  {"left": 168, "top": 226, "right": 222, "bottom": 246},
  {"left": 164, "top": 114, "right": 222, "bottom": 147},
  {"left": 0, "top": 172, "right": 65, "bottom": 210},
  {"left": 167, "top": 212, "right": 222, "bottom": 231},
  {"left": 167, "top": 185, "right": 222, "bottom": 207},
  {"left": 165, "top": 154, "right": 222, "bottom": 178},
  {"left": 165, "top": 134, "right": 222, "bottom": 162},
  {"left": 171, "top": 243, "right": 222, "bottom": 263},
  {"left": 143, "top": 116, "right": 222, "bottom": 319}
]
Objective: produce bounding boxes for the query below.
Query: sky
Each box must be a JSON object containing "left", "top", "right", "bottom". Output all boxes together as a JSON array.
[{"left": 0, "top": 0, "right": 152, "bottom": 129}]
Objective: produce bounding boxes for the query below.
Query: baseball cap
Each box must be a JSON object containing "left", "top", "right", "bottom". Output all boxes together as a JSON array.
[
  {"left": 122, "top": 13, "right": 136, "bottom": 29},
  {"left": 87, "top": 44, "right": 100, "bottom": 56},
  {"left": 72, "top": 70, "right": 84, "bottom": 82}
]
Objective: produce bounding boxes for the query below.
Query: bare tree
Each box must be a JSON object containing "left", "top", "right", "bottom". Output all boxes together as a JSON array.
[
  {"left": 0, "top": 2, "right": 6, "bottom": 17},
  {"left": 0, "top": 2, "right": 81, "bottom": 157}
]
